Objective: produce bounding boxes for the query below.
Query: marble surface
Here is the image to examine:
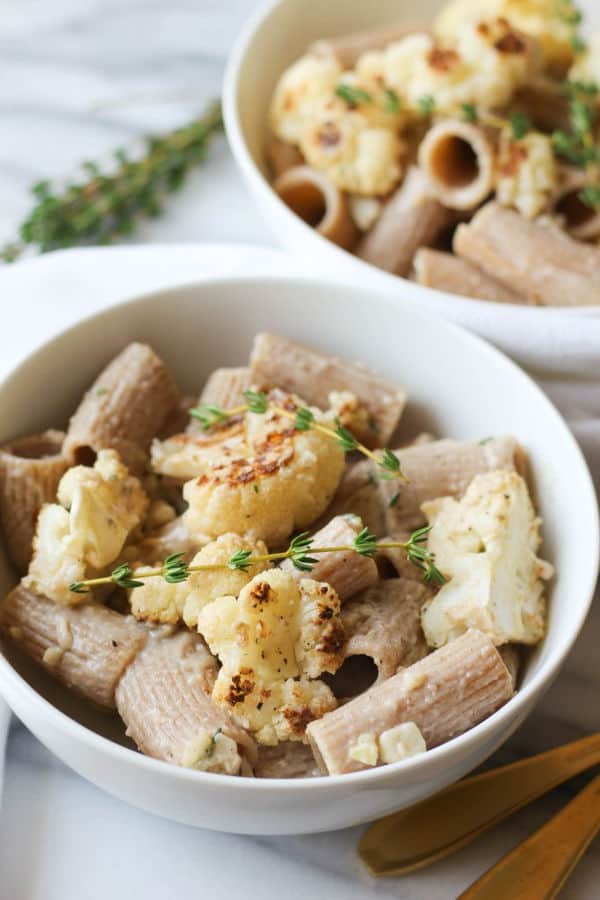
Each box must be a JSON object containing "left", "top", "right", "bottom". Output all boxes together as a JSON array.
[{"left": 0, "top": 2, "right": 599, "bottom": 898}]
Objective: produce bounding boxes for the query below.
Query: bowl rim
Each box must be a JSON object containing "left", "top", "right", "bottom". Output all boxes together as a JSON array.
[
  {"left": 222, "top": 0, "right": 600, "bottom": 317},
  {"left": 0, "top": 271, "right": 598, "bottom": 792}
]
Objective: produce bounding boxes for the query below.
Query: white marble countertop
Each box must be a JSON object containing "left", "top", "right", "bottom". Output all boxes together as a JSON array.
[{"left": 0, "top": 3, "right": 599, "bottom": 898}]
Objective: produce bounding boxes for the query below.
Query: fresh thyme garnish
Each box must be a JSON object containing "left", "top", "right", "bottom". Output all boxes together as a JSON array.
[
  {"left": 353, "top": 526, "right": 378, "bottom": 558},
  {"left": 417, "top": 94, "right": 436, "bottom": 116},
  {"left": 335, "top": 83, "right": 373, "bottom": 107},
  {"left": 163, "top": 552, "right": 190, "bottom": 584},
  {"left": 110, "top": 563, "right": 145, "bottom": 590},
  {"left": 227, "top": 549, "right": 253, "bottom": 573},
  {"left": 552, "top": 81, "right": 600, "bottom": 208},
  {"left": 207, "top": 728, "right": 222, "bottom": 758},
  {"left": 389, "top": 491, "right": 400, "bottom": 508},
  {"left": 189, "top": 403, "right": 228, "bottom": 430},
  {"left": 71, "top": 525, "right": 448, "bottom": 593},
  {"left": 287, "top": 532, "right": 319, "bottom": 571},
  {"left": 509, "top": 112, "right": 532, "bottom": 141},
  {"left": 383, "top": 88, "right": 401, "bottom": 114},
  {"left": 69, "top": 582, "right": 90, "bottom": 594},
  {"left": 461, "top": 103, "right": 478, "bottom": 124},
  {"left": 294, "top": 406, "right": 315, "bottom": 431},
  {"left": 185, "top": 396, "right": 407, "bottom": 482},
  {"left": 378, "top": 448, "right": 403, "bottom": 480},
  {"left": 404, "top": 525, "right": 447, "bottom": 585},
  {"left": 478, "top": 436, "right": 493, "bottom": 446},
  {"left": 334, "top": 419, "right": 359, "bottom": 453},
  {"left": 1, "top": 102, "right": 223, "bottom": 264},
  {"left": 243, "top": 389, "right": 270, "bottom": 415}
]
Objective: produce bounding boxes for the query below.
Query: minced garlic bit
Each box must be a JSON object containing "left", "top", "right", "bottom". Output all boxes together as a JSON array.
[
  {"left": 181, "top": 728, "right": 241, "bottom": 775},
  {"left": 349, "top": 733, "right": 379, "bottom": 766},
  {"left": 378, "top": 722, "right": 427, "bottom": 764},
  {"left": 42, "top": 646, "right": 64, "bottom": 668},
  {"left": 497, "top": 132, "right": 558, "bottom": 219},
  {"left": 421, "top": 469, "right": 551, "bottom": 648},
  {"left": 8, "top": 626, "right": 22, "bottom": 642}
]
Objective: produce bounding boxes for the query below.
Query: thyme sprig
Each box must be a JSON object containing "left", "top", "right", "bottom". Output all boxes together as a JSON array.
[
  {"left": 0, "top": 102, "right": 223, "bottom": 264},
  {"left": 69, "top": 524, "right": 447, "bottom": 594},
  {"left": 189, "top": 390, "right": 407, "bottom": 482}
]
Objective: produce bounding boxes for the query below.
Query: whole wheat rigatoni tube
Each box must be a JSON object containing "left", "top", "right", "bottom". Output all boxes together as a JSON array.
[
  {"left": 254, "top": 742, "right": 320, "bottom": 779},
  {"left": 187, "top": 367, "right": 252, "bottom": 437},
  {"left": 338, "top": 578, "right": 429, "bottom": 684},
  {"left": 274, "top": 166, "right": 359, "bottom": 251},
  {"left": 378, "top": 437, "right": 522, "bottom": 533},
  {"left": 280, "top": 515, "right": 378, "bottom": 601},
  {"left": 356, "top": 166, "right": 455, "bottom": 276},
  {"left": 0, "top": 430, "right": 68, "bottom": 572},
  {"left": 513, "top": 77, "right": 571, "bottom": 133},
  {"left": 64, "top": 342, "right": 179, "bottom": 473},
  {"left": 309, "top": 24, "right": 426, "bottom": 68},
  {"left": 307, "top": 629, "right": 513, "bottom": 774},
  {"left": 320, "top": 461, "right": 387, "bottom": 535},
  {"left": 249, "top": 332, "right": 406, "bottom": 448},
  {"left": 266, "top": 137, "right": 304, "bottom": 178},
  {"left": 418, "top": 120, "right": 497, "bottom": 211},
  {"left": 454, "top": 202, "right": 600, "bottom": 306},
  {"left": 116, "top": 630, "right": 256, "bottom": 773},
  {"left": 0, "top": 584, "right": 148, "bottom": 708},
  {"left": 552, "top": 166, "right": 600, "bottom": 241},
  {"left": 412, "top": 248, "right": 525, "bottom": 304}
]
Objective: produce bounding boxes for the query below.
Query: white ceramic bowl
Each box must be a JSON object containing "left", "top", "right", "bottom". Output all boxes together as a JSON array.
[
  {"left": 0, "top": 275, "right": 597, "bottom": 835},
  {"left": 223, "top": 0, "right": 600, "bottom": 316}
]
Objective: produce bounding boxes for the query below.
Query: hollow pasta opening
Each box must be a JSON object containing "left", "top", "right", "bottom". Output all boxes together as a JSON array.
[
  {"left": 278, "top": 181, "right": 327, "bottom": 229},
  {"left": 556, "top": 190, "right": 597, "bottom": 231},
  {"left": 323, "top": 654, "right": 378, "bottom": 698},
  {"left": 430, "top": 135, "right": 479, "bottom": 188},
  {"left": 73, "top": 445, "right": 97, "bottom": 467}
]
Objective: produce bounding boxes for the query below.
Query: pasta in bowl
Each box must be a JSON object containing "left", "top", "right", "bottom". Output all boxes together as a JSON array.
[
  {"left": 0, "top": 276, "right": 596, "bottom": 834},
  {"left": 224, "top": 0, "right": 600, "bottom": 309}
]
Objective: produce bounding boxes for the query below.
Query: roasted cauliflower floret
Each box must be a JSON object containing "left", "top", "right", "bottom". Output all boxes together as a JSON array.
[
  {"left": 421, "top": 469, "right": 552, "bottom": 648},
  {"left": 129, "top": 533, "right": 271, "bottom": 626},
  {"left": 182, "top": 395, "right": 345, "bottom": 546},
  {"left": 25, "top": 449, "right": 148, "bottom": 605},
  {"left": 151, "top": 417, "right": 246, "bottom": 481},
  {"left": 197, "top": 569, "right": 343, "bottom": 744},
  {"left": 300, "top": 108, "right": 404, "bottom": 195},
  {"left": 569, "top": 32, "right": 600, "bottom": 86},
  {"left": 497, "top": 132, "right": 558, "bottom": 218},
  {"left": 357, "top": 20, "right": 539, "bottom": 114},
  {"left": 270, "top": 54, "right": 343, "bottom": 145},
  {"left": 434, "top": 0, "right": 575, "bottom": 75}
]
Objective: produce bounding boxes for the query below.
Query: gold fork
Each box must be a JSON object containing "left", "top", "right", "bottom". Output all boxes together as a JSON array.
[
  {"left": 359, "top": 734, "right": 600, "bottom": 877},
  {"left": 459, "top": 770, "right": 600, "bottom": 899}
]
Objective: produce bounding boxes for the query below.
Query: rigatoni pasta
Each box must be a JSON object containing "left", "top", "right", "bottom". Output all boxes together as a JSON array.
[
  {"left": 0, "top": 430, "right": 68, "bottom": 572},
  {"left": 266, "top": 0, "right": 600, "bottom": 306},
  {"left": 0, "top": 332, "right": 552, "bottom": 778}
]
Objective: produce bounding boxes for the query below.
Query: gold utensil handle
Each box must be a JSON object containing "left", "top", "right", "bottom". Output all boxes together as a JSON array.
[
  {"left": 459, "top": 771, "right": 600, "bottom": 900},
  {"left": 359, "top": 733, "right": 600, "bottom": 876}
]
